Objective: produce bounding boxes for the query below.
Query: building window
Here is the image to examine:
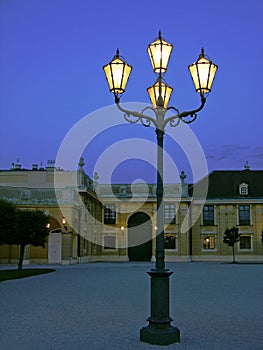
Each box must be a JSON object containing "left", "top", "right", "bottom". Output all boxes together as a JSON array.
[
  {"left": 239, "top": 183, "right": 248, "bottom": 195},
  {"left": 104, "top": 205, "right": 116, "bottom": 224},
  {"left": 164, "top": 234, "right": 177, "bottom": 250},
  {"left": 238, "top": 205, "right": 250, "bottom": 225},
  {"left": 164, "top": 204, "right": 176, "bottom": 224},
  {"left": 203, "top": 206, "right": 214, "bottom": 225},
  {"left": 239, "top": 235, "right": 252, "bottom": 250},
  {"left": 103, "top": 235, "right": 116, "bottom": 249},
  {"left": 202, "top": 235, "right": 215, "bottom": 250}
]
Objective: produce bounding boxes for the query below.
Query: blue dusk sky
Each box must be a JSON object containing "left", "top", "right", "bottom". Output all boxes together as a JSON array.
[{"left": 0, "top": 0, "right": 262, "bottom": 184}]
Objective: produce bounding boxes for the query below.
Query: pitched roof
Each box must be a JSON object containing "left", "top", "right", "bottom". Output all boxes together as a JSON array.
[{"left": 190, "top": 170, "right": 263, "bottom": 199}]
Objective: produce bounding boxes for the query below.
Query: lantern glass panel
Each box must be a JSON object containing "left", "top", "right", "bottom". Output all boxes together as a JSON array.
[
  {"left": 103, "top": 57, "right": 132, "bottom": 95},
  {"left": 148, "top": 38, "right": 173, "bottom": 74},
  {"left": 147, "top": 80, "right": 172, "bottom": 108},
  {"left": 147, "top": 85, "right": 156, "bottom": 107},
  {"left": 189, "top": 55, "right": 218, "bottom": 94},
  {"left": 207, "top": 63, "right": 217, "bottom": 91},
  {"left": 103, "top": 62, "right": 114, "bottom": 91}
]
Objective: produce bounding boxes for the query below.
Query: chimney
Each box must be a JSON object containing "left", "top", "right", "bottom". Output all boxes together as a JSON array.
[{"left": 46, "top": 160, "right": 56, "bottom": 171}]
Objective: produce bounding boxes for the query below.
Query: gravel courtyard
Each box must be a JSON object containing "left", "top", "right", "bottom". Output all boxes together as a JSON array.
[{"left": 0, "top": 262, "right": 262, "bottom": 350}]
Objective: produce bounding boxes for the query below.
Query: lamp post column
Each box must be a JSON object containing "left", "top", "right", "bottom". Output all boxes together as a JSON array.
[
  {"left": 155, "top": 128, "right": 165, "bottom": 270},
  {"left": 140, "top": 127, "right": 180, "bottom": 345}
]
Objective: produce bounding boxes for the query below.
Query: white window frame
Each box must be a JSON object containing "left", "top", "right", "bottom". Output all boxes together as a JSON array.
[
  {"left": 164, "top": 203, "right": 176, "bottom": 224},
  {"left": 164, "top": 233, "right": 178, "bottom": 252},
  {"left": 239, "top": 183, "right": 248, "bottom": 195},
  {"left": 103, "top": 234, "right": 117, "bottom": 251},
  {"left": 238, "top": 234, "right": 253, "bottom": 252},
  {"left": 237, "top": 205, "right": 252, "bottom": 225},
  {"left": 104, "top": 204, "right": 117, "bottom": 224},
  {"left": 202, "top": 205, "right": 216, "bottom": 226},
  {"left": 201, "top": 234, "right": 217, "bottom": 252}
]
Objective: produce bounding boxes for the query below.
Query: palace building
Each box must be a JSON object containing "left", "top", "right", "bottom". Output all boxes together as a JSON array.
[
  {"left": 0, "top": 160, "right": 262, "bottom": 264},
  {"left": 190, "top": 168, "right": 263, "bottom": 262},
  {"left": 0, "top": 159, "right": 103, "bottom": 265}
]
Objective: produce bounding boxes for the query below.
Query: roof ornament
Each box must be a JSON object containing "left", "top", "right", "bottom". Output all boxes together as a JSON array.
[
  {"left": 244, "top": 161, "right": 250, "bottom": 170},
  {"left": 180, "top": 170, "right": 187, "bottom": 183},
  {"left": 78, "top": 156, "right": 85, "bottom": 171},
  {"left": 93, "top": 171, "right": 99, "bottom": 185}
]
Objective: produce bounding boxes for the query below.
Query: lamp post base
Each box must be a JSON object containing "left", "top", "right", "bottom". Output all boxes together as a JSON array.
[
  {"left": 140, "top": 322, "right": 180, "bottom": 345},
  {"left": 140, "top": 269, "right": 180, "bottom": 345}
]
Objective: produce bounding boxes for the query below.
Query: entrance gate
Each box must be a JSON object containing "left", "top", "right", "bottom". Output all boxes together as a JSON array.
[{"left": 128, "top": 212, "right": 152, "bottom": 261}]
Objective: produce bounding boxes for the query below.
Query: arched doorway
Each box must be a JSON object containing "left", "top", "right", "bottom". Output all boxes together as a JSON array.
[
  {"left": 47, "top": 217, "right": 62, "bottom": 264},
  {"left": 30, "top": 216, "right": 62, "bottom": 264},
  {"left": 128, "top": 212, "right": 152, "bottom": 261}
]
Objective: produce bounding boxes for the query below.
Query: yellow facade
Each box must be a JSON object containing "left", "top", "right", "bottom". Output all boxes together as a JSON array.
[
  {"left": 190, "top": 202, "right": 263, "bottom": 262},
  {"left": 0, "top": 167, "right": 102, "bottom": 265},
  {"left": 0, "top": 167, "right": 262, "bottom": 264}
]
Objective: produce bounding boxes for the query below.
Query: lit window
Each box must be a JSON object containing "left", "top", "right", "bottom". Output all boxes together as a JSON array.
[
  {"left": 104, "top": 205, "right": 116, "bottom": 224},
  {"left": 203, "top": 206, "right": 214, "bottom": 225},
  {"left": 239, "top": 235, "right": 252, "bottom": 250},
  {"left": 164, "top": 234, "right": 177, "bottom": 250},
  {"left": 202, "top": 235, "right": 215, "bottom": 250},
  {"left": 238, "top": 205, "right": 250, "bottom": 225},
  {"left": 104, "top": 236, "right": 116, "bottom": 249},
  {"left": 164, "top": 204, "right": 176, "bottom": 224}
]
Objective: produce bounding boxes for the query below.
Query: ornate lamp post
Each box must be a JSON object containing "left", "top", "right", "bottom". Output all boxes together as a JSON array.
[{"left": 103, "top": 31, "right": 217, "bottom": 345}]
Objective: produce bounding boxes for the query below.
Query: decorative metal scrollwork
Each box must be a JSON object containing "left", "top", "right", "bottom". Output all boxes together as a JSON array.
[
  {"left": 169, "top": 117, "right": 181, "bottom": 127},
  {"left": 123, "top": 112, "right": 152, "bottom": 127},
  {"left": 140, "top": 118, "right": 151, "bottom": 127},
  {"left": 181, "top": 113, "right": 197, "bottom": 124},
  {"left": 116, "top": 96, "right": 206, "bottom": 131},
  {"left": 124, "top": 113, "right": 140, "bottom": 124}
]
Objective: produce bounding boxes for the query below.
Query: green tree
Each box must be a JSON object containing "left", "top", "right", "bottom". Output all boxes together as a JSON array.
[
  {"left": 0, "top": 201, "right": 49, "bottom": 269},
  {"left": 0, "top": 199, "right": 17, "bottom": 245},
  {"left": 16, "top": 210, "right": 49, "bottom": 269},
  {"left": 223, "top": 227, "right": 241, "bottom": 263}
]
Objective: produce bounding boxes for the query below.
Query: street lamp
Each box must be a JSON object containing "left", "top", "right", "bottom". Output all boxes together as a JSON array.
[
  {"left": 61, "top": 217, "right": 67, "bottom": 225},
  {"left": 103, "top": 31, "right": 217, "bottom": 346}
]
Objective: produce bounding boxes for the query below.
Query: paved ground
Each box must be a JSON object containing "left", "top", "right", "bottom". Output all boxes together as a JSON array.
[{"left": 0, "top": 262, "right": 263, "bottom": 350}]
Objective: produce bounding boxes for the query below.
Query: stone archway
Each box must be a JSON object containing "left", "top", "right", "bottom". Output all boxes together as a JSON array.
[{"left": 128, "top": 212, "right": 152, "bottom": 261}]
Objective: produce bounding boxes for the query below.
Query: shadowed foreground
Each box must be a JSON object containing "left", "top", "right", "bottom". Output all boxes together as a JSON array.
[{"left": 0, "top": 262, "right": 262, "bottom": 350}]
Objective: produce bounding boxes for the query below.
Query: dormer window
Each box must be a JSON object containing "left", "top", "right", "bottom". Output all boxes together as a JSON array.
[{"left": 239, "top": 183, "right": 248, "bottom": 196}]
